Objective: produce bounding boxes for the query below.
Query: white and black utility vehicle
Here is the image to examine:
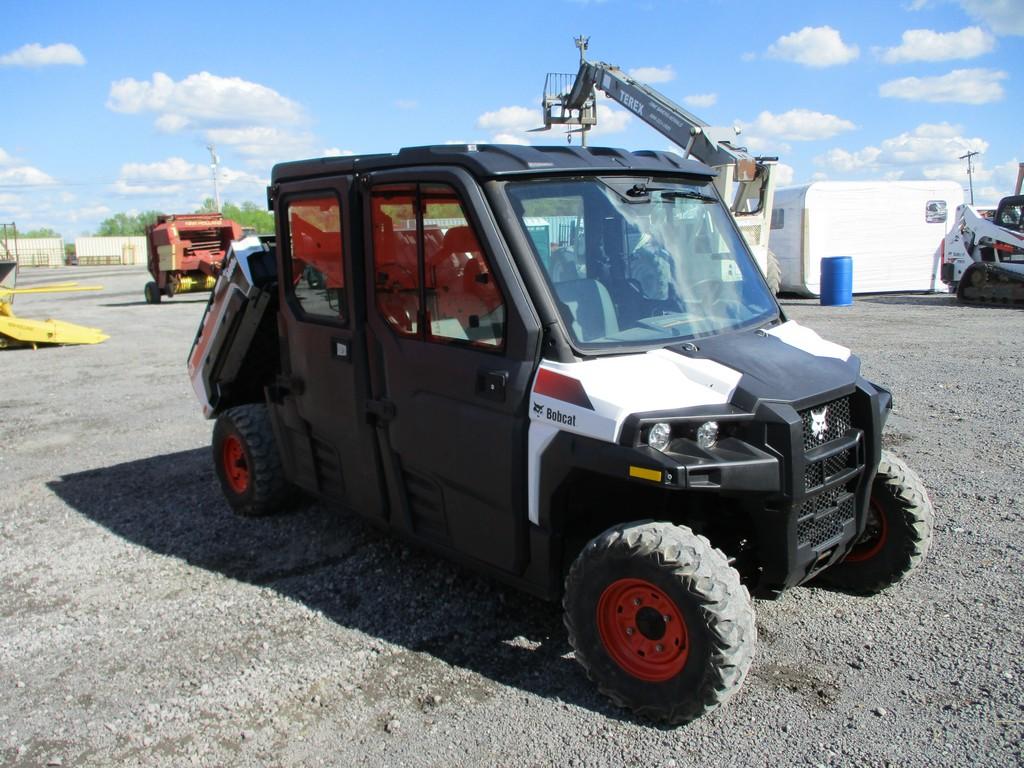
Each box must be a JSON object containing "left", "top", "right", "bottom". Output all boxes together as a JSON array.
[{"left": 188, "top": 145, "right": 934, "bottom": 724}]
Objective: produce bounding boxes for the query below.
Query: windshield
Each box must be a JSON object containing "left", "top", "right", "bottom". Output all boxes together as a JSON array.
[{"left": 505, "top": 177, "right": 778, "bottom": 349}]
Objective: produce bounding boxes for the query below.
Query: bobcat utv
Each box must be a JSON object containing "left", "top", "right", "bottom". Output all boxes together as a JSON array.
[{"left": 188, "top": 145, "right": 934, "bottom": 725}]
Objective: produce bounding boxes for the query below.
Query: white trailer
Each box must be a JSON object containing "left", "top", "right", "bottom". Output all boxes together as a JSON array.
[{"left": 770, "top": 181, "right": 963, "bottom": 296}]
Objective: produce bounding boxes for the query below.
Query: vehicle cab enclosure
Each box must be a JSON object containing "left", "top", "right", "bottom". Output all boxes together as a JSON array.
[{"left": 193, "top": 144, "right": 892, "bottom": 600}]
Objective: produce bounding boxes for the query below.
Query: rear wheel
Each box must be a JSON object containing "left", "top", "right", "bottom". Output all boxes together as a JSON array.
[
  {"left": 144, "top": 281, "right": 160, "bottom": 304},
  {"left": 212, "top": 404, "right": 289, "bottom": 517},
  {"left": 816, "top": 450, "right": 934, "bottom": 594},
  {"left": 564, "top": 521, "right": 756, "bottom": 725}
]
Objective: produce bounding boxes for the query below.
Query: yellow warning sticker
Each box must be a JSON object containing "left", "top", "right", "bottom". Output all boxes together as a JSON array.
[{"left": 628, "top": 465, "right": 662, "bottom": 483}]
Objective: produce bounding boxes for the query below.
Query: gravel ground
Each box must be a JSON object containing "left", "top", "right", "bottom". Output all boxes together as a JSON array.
[{"left": 2, "top": 265, "right": 1022, "bottom": 767}]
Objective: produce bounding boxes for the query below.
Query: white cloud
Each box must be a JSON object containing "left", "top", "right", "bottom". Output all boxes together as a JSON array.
[
  {"left": 684, "top": 93, "right": 717, "bottom": 109},
  {"left": 774, "top": 162, "right": 795, "bottom": 186},
  {"left": 107, "top": 71, "right": 303, "bottom": 126},
  {"left": 0, "top": 165, "right": 57, "bottom": 186},
  {"left": 589, "top": 102, "right": 632, "bottom": 136},
  {"left": 322, "top": 148, "right": 354, "bottom": 157},
  {"left": 0, "top": 43, "right": 85, "bottom": 68},
  {"left": 154, "top": 114, "right": 191, "bottom": 133},
  {"left": 879, "top": 27, "right": 995, "bottom": 62},
  {"left": 393, "top": 99, "right": 418, "bottom": 110},
  {"left": 492, "top": 133, "right": 532, "bottom": 146},
  {"left": 476, "top": 105, "right": 541, "bottom": 133},
  {"left": 67, "top": 205, "right": 111, "bottom": 223},
  {"left": 879, "top": 67, "right": 1006, "bottom": 103},
  {"left": 818, "top": 147, "right": 884, "bottom": 173},
  {"left": 959, "top": 0, "right": 1024, "bottom": 36},
  {"left": 765, "top": 26, "right": 859, "bottom": 67},
  {"left": 815, "top": 123, "right": 990, "bottom": 181},
  {"left": 0, "top": 148, "right": 13, "bottom": 166},
  {"left": 740, "top": 109, "right": 856, "bottom": 141},
  {"left": 204, "top": 126, "right": 316, "bottom": 163},
  {"left": 629, "top": 65, "right": 675, "bottom": 84},
  {"left": 114, "top": 156, "right": 263, "bottom": 196},
  {"left": 740, "top": 135, "right": 793, "bottom": 156}
]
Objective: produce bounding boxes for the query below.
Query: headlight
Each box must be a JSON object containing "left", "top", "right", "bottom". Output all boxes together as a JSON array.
[
  {"left": 647, "top": 422, "right": 672, "bottom": 452},
  {"left": 696, "top": 421, "right": 719, "bottom": 449}
]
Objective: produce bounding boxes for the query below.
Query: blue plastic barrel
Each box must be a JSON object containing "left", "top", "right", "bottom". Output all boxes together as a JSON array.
[{"left": 820, "top": 256, "right": 853, "bottom": 306}]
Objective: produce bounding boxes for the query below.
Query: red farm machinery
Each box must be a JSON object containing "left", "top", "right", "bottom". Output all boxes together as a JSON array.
[{"left": 144, "top": 213, "right": 242, "bottom": 304}]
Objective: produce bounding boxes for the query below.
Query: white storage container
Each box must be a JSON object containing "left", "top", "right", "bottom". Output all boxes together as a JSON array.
[
  {"left": 769, "top": 181, "right": 963, "bottom": 295},
  {"left": 73, "top": 236, "right": 147, "bottom": 265}
]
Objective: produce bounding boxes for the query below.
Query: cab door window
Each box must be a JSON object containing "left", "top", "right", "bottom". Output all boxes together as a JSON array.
[
  {"left": 285, "top": 195, "right": 346, "bottom": 322},
  {"left": 371, "top": 184, "right": 505, "bottom": 349}
]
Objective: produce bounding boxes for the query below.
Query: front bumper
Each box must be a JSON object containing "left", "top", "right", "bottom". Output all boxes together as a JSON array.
[{"left": 538, "top": 379, "right": 888, "bottom": 596}]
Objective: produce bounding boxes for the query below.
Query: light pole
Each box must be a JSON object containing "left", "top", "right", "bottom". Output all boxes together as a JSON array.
[{"left": 207, "top": 144, "right": 221, "bottom": 212}]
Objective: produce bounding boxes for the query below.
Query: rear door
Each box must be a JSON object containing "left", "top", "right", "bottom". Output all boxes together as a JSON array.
[
  {"left": 272, "top": 177, "right": 387, "bottom": 519},
  {"left": 362, "top": 169, "right": 541, "bottom": 573}
]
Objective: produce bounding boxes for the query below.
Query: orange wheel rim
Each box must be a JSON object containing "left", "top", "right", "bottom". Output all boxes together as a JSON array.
[
  {"left": 845, "top": 497, "right": 888, "bottom": 563},
  {"left": 222, "top": 435, "right": 249, "bottom": 494},
  {"left": 596, "top": 578, "right": 689, "bottom": 682}
]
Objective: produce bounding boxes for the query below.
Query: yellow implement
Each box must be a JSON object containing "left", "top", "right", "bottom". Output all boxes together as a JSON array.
[{"left": 0, "top": 281, "right": 109, "bottom": 349}]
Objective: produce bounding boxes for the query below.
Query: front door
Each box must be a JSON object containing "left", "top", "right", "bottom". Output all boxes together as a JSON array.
[
  {"left": 273, "top": 177, "right": 386, "bottom": 519},
  {"left": 362, "top": 170, "right": 540, "bottom": 573}
]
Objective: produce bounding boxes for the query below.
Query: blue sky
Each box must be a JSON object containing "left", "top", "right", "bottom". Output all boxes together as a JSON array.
[{"left": 2, "top": 0, "right": 1021, "bottom": 238}]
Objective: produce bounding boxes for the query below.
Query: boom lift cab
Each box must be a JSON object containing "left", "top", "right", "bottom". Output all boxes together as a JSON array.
[{"left": 189, "top": 144, "right": 934, "bottom": 724}]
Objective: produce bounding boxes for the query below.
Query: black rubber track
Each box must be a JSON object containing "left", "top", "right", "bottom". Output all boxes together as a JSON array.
[
  {"left": 816, "top": 450, "right": 934, "bottom": 595},
  {"left": 563, "top": 521, "right": 756, "bottom": 725},
  {"left": 212, "top": 403, "right": 289, "bottom": 517},
  {"left": 956, "top": 262, "right": 1024, "bottom": 307}
]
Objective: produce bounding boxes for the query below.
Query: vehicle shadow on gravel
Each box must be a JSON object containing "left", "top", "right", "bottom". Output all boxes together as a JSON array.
[{"left": 48, "top": 449, "right": 636, "bottom": 723}]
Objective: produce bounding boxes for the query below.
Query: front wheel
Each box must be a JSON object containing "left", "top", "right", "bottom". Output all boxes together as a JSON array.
[
  {"left": 212, "top": 404, "right": 289, "bottom": 517},
  {"left": 816, "top": 450, "right": 934, "bottom": 594},
  {"left": 563, "top": 521, "right": 756, "bottom": 725},
  {"left": 144, "top": 281, "right": 160, "bottom": 304}
]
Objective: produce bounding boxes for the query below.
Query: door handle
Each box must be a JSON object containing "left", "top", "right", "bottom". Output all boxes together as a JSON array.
[{"left": 478, "top": 370, "right": 508, "bottom": 402}]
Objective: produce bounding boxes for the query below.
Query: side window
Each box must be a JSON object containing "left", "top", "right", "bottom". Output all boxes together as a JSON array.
[
  {"left": 371, "top": 187, "right": 419, "bottom": 337},
  {"left": 370, "top": 184, "right": 506, "bottom": 349},
  {"left": 925, "top": 200, "right": 947, "bottom": 224},
  {"left": 286, "top": 195, "right": 346, "bottom": 322},
  {"left": 422, "top": 186, "right": 505, "bottom": 348}
]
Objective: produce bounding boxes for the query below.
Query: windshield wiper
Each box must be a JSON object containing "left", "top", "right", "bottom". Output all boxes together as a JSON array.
[{"left": 661, "top": 190, "right": 717, "bottom": 203}]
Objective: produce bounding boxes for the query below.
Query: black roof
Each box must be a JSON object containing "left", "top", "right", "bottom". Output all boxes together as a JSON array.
[{"left": 271, "top": 144, "right": 715, "bottom": 184}]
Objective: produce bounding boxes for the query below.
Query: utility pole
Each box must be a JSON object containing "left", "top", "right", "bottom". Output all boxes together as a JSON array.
[
  {"left": 207, "top": 144, "right": 221, "bottom": 212},
  {"left": 959, "top": 150, "right": 979, "bottom": 205}
]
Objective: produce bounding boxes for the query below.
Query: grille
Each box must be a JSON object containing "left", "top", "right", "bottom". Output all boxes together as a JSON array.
[
  {"left": 796, "top": 490, "right": 856, "bottom": 548},
  {"left": 800, "top": 397, "right": 851, "bottom": 451},
  {"left": 804, "top": 448, "right": 852, "bottom": 490}
]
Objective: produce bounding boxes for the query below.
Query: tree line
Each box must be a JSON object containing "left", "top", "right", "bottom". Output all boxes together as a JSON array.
[
  {"left": 18, "top": 199, "right": 275, "bottom": 240},
  {"left": 95, "top": 199, "right": 275, "bottom": 236}
]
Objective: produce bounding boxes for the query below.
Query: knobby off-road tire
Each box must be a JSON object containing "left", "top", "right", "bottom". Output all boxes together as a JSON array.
[
  {"left": 817, "top": 450, "right": 934, "bottom": 595},
  {"left": 212, "top": 403, "right": 289, "bottom": 517},
  {"left": 564, "top": 521, "right": 756, "bottom": 725}
]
